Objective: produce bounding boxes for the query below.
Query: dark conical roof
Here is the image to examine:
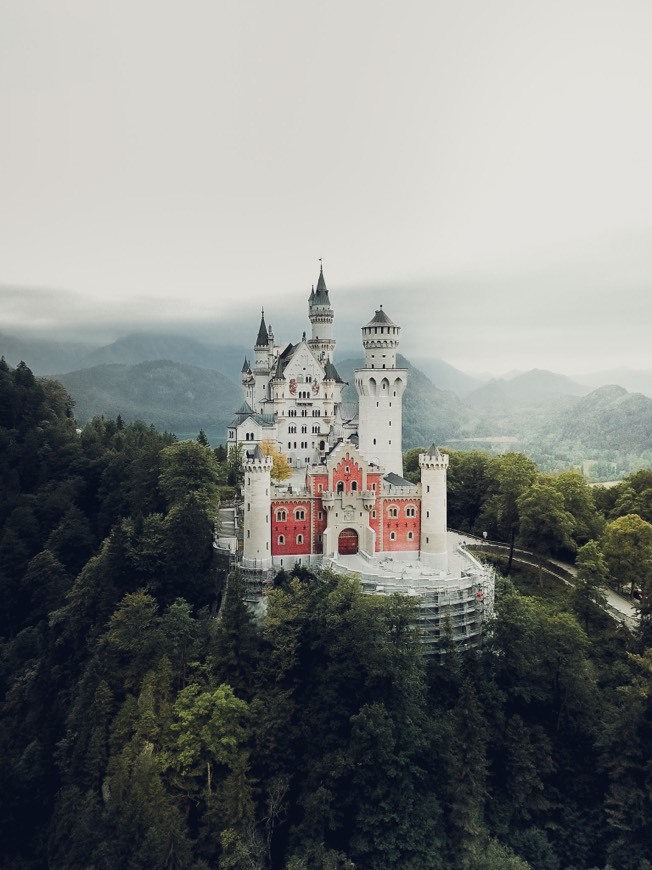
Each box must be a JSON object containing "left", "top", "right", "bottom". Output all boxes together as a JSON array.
[
  {"left": 255, "top": 309, "right": 268, "bottom": 347},
  {"left": 272, "top": 356, "right": 285, "bottom": 380},
  {"left": 364, "top": 305, "right": 396, "bottom": 328},
  {"left": 241, "top": 356, "right": 250, "bottom": 373},
  {"left": 311, "top": 264, "right": 330, "bottom": 306},
  {"left": 323, "top": 360, "right": 344, "bottom": 383},
  {"left": 426, "top": 443, "right": 441, "bottom": 458}
]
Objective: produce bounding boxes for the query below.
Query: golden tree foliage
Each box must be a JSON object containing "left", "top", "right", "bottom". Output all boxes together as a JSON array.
[{"left": 258, "top": 439, "right": 292, "bottom": 482}]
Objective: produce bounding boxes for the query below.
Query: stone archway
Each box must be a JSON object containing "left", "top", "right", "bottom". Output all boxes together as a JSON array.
[{"left": 338, "top": 528, "right": 358, "bottom": 555}]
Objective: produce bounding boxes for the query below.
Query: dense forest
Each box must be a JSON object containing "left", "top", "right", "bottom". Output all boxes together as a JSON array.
[{"left": 3, "top": 358, "right": 652, "bottom": 869}]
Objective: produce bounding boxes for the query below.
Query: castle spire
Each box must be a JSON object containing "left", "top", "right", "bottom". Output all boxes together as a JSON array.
[
  {"left": 255, "top": 308, "right": 268, "bottom": 347},
  {"left": 314, "top": 261, "right": 329, "bottom": 304}
]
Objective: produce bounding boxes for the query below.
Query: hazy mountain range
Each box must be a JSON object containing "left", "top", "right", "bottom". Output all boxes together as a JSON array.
[{"left": 3, "top": 330, "right": 652, "bottom": 475}]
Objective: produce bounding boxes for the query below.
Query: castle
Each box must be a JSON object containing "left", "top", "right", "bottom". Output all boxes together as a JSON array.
[{"left": 227, "top": 266, "right": 493, "bottom": 651}]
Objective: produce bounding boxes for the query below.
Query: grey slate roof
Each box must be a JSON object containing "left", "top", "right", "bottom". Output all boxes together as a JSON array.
[
  {"left": 323, "top": 360, "right": 345, "bottom": 383},
  {"left": 311, "top": 265, "right": 331, "bottom": 306},
  {"left": 228, "top": 401, "right": 276, "bottom": 429},
  {"left": 364, "top": 306, "right": 396, "bottom": 327},
  {"left": 426, "top": 443, "right": 441, "bottom": 458},
  {"left": 384, "top": 471, "right": 414, "bottom": 487},
  {"left": 255, "top": 310, "right": 268, "bottom": 347},
  {"left": 272, "top": 356, "right": 285, "bottom": 380}
]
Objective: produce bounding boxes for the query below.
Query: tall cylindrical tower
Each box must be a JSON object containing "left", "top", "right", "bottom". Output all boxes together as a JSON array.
[
  {"left": 242, "top": 446, "right": 273, "bottom": 570},
  {"left": 307, "top": 265, "right": 335, "bottom": 363},
  {"left": 355, "top": 307, "right": 407, "bottom": 477},
  {"left": 419, "top": 445, "right": 449, "bottom": 572}
]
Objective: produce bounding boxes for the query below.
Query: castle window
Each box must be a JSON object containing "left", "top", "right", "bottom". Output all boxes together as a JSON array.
[
  {"left": 278, "top": 535, "right": 285, "bottom": 545},
  {"left": 295, "top": 509, "right": 305, "bottom": 520},
  {"left": 288, "top": 442, "right": 291, "bottom": 449},
  {"left": 427, "top": 485, "right": 430, "bottom": 493},
  {"left": 373, "top": 438, "right": 376, "bottom": 445},
  {"left": 408, "top": 531, "right": 414, "bottom": 540},
  {"left": 318, "top": 484, "right": 323, "bottom": 492},
  {"left": 388, "top": 507, "right": 398, "bottom": 518},
  {"left": 389, "top": 532, "right": 396, "bottom": 541},
  {"left": 296, "top": 534, "right": 303, "bottom": 544},
  {"left": 247, "top": 503, "right": 250, "bottom": 512},
  {"left": 337, "top": 481, "right": 344, "bottom": 493},
  {"left": 406, "top": 507, "right": 416, "bottom": 517},
  {"left": 345, "top": 466, "right": 350, "bottom": 473},
  {"left": 318, "top": 511, "right": 323, "bottom": 520},
  {"left": 276, "top": 509, "right": 287, "bottom": 521},
  {"left": 372, "top": 510, "right": 376, "bottom": 518},
  {"left": 247, "top": 530, "right": 250, "bottom": 538},
  {"left": 301, "top": 425, "right": 307, "bottom": 433},
  {"left": 351, "top": 481, "right": 358, "bottom": 491},
  {"left": 371, "top": 483, "right": 376, "bottom": 490}
]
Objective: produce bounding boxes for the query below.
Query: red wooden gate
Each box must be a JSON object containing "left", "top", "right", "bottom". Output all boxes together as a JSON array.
[{"left": 338, "top": 528, "right": 358, "bottom": 555}]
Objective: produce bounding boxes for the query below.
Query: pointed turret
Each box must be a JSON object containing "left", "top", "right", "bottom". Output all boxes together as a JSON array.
[
  {"left": 308, "top": 263, "right": 335, "bottom": 362},
  {"left": 313, "top": 263, "right": 330, "bottom": 304},
  {"left": 255, "top": 309, "right": 268, "bottom": 347},
  {"left": 241, "top": 356, "right": 250, "bottom": 373}
]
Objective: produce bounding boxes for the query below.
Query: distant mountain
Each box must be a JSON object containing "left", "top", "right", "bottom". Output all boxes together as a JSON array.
[
  {"left": 78, "top": 333, "right": 246, "bottom": 381},
  {"left": 464, "top": 368, "right": 588, "bottom": 410},
  {"left": 579, "top": 367, "right": 652, "bottom": 398},
  {"left": 409, "top": 357, "right": 482, "bottom": 396},
  {"left": 336, "top": 355, "right": 468, "bottom": 449},
  {"left": 57, "top": 360, "right": 241, "bottom": 444},
  {"left": 555, "top": 384, "right": 652, "bottom": 452},
  {"left": 0, "top": 332, "right": 96, "bottom": 375}
]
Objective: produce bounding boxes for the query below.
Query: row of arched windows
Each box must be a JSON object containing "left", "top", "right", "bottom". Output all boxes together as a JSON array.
[
  {"left": 387, "top": 504, "right": 417, "bottom": 517},
  {"left": 278, "top": 534, "right": 304, "bottom": 545},
  {"left": 275, "top": 508, "right": 306, "bottom": 522}
]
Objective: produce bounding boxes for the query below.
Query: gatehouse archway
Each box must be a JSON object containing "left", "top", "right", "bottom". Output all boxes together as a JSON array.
[{"left": 338, "top": 528, "right": 358, "bottom": 555}]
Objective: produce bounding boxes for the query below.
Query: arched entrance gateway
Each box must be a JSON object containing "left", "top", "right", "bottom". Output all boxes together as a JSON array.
[{"left": 338, "top": 528, "right": 358, "bottom": 555}]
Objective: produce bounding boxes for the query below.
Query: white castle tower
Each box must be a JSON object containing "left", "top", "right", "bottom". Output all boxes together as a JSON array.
[
  {"left": 242, "top": 445, "right": 273, "bottom": 570},
  {"left": 307, "top": 264, "right": 335, "bottom": 363},
  {"left": 354, "top": 307, "right": 407, "bottom": 477},
  {"left": 419, "top": 444, "right": 449, "bottom": 572}
]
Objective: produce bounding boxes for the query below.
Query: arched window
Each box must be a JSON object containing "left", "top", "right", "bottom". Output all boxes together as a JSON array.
[
  {"left": 295, "top": 508, "right": 305, "bottom": 520},
  {"left": 276, "top": 509, "right": 287, "bottom": 521},
  {"left": 296, "top": 534, "right": 303, "bottom": 545},
  {"left": 407, "top": 531, "right": 414, "bottom": 540},
  {"left": 278, "top": 535, "right": 285, "bottom": 545},
  {"left": 351, "top": 481, "right": 358, "bottom": 491},
  {"left": 337, "top": 481, "right": 344, "bottom": 493},
  {"left": 388, "top": 506, "right": 398, "bottom": 518},
  {"left": 389, "top": 531, "right": 396, "bottom": 541},
  {"left": 406, "top": 506, "right": 416, "bottom": 517}
]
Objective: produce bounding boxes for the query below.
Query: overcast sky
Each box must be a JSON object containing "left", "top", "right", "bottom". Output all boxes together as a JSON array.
[{"left": 2, "top": 0, "right": 652, "bottom": 376}]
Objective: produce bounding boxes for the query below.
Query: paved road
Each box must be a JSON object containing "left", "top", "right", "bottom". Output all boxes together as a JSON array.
[{"left": 449, "top": 532, "right": 639, "bottom": 630}]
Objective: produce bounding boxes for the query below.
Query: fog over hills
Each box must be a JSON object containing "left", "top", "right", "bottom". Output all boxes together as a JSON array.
[
  {"left": 56, "top": 360, "right": 241, "bottom": 444},
  {"left": 4, "top": 329, "right": 652, "bottom": 473}
]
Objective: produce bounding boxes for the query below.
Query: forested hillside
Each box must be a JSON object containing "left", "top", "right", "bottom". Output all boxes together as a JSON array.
[
  {"left": 3, "top": 359, "right": 652, "bottom": 869},
  {"left": 57, "top": 360, "right": 242, "bottom": 444}
]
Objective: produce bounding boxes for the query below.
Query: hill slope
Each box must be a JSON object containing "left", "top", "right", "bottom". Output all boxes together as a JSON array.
[
  {"left": 337, "top": 355, "right": 468, "bottom": 448},
  {"left": 58, "top": 360, "right": 241, "bottom": 443}
]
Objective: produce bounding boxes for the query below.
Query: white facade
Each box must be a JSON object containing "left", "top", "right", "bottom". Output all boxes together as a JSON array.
[
  {"left": 242, "top": 447, "right": 273, "bottom": 570},
  {"left": 419, "top": 446, "right": 449, "bottom": 572}
]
